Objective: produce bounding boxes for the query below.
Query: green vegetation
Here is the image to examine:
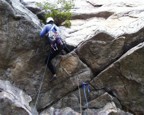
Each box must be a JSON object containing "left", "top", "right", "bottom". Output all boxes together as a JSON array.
[{"left": 37, "top": 0, "right": 74, "bottom": 27}]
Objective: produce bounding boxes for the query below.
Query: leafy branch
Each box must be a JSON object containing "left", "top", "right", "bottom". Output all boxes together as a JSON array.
[{"left": 37, "top": 0, "right": 74, "bottom": 27}]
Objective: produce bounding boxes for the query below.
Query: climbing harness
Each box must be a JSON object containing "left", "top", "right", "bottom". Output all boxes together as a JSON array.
[
  {"left": 47, "top": 24, "right": 57, "bottom": 42},
  {"left": 51, "top": 43, "right": 58, "bottom": 51},
  {"left": 82, "top": 82, "right": 90, "bottom": 108}
]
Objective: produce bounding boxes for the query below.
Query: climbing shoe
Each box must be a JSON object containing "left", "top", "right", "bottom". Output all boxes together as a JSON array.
[{"left": 49, "top": 74, "right": 57, "bottom": 81}]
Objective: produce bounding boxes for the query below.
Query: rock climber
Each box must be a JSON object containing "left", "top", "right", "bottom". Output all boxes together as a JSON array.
[{"left": 40, "top": 17, "right": 69, "bottom": 80}]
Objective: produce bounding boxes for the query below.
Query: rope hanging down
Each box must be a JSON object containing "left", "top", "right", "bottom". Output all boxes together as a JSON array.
[
  {"left": 76, "top": 77, "right": 91, "bottom": 114},
  {"left": 82, "top": 82, "right": 90, "bottom": 109},
  {"left": 34, "top": 52, "right": 51, "bottom": 108},
  {"left": 76, "top": 76, "right": 83, "bottom": 114}
]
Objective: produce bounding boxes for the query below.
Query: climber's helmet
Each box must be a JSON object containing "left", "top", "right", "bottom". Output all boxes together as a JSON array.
[{"left": 46, "top": 17, "right": 54, "bottom": 24}]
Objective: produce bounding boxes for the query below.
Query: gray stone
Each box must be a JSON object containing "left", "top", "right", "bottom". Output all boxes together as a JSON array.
[
  {"left": 23, "top": 2, "right": 47, "bottom": 22},
  {"left": 0, "top": 98, "right": 28, "bottom": 115},
  {"left": 88, "top": 92, "right": 119, "bottom": 109},
  {"left": 1, "top": 0, "right": 144, "bottom": 114},
  {"left": 40, "top": 107, "right": 80, "bottom": 115},
  {"left": 91, "top": 42, "right": 144, "bottom": 114},
  {"left": 37, "top": 52, "right": 93, "bottom": 109},
  {"left": 0, "top": 0, "right": 45, "bottom": 105},
  {"left": 64, "top": 0, "right": 144, "bottom": 47},
  {"left": 76, "top": 33, "right": 125, "bottom": 73},
  {"left": 0, "top": 80, "right": 36, "bottom": 115},
  {"left": 83, "top": 102, "right": 132, "bottom": 115}
]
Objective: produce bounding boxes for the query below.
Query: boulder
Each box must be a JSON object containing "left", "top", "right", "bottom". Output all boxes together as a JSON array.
[
  {"left": 37, "top": 52, "right": 93, "bottom": 109},
  {"left": 88, "top": 92, "right": 120, "bottom": 109},
  {"left": 76, "top": 27, "right": 144, "bottom": 74},
  {"left": 23, "top": 2, "right": 47, "bottom": 22},
  {"left": 40, "top": 103, "right": 132, "bottom": 115},
  {"left": 64, "top": 0, "right": 144, "bottom": 47},
  {"left": 91, "top": 42, "right": 144, "bottom": 114},
  {"left": 76, "top": 33, "right": 125, "bottom": 73},
  {"left": 0, "top": 80, "right": 36, "bottom": 115},
  {"left": 40, "top": 107, "right": 80, "bottom": 115},
  {"left": 83, "top": 102, "right": 132, "bottom": 115},
  {"left": 0, "top": 98, "right": 28, "bottom": 115},
  {"left": 0, "top": 0, "right": 93, "bottom": 113},
  {"left": 0, "top": 0, "right": 42, "bottom": 114},
  {"left": 0, "top": 0, "right": 41, "bottom": 68}
]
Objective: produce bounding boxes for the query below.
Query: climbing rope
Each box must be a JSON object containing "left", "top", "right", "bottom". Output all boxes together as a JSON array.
[
  {"left": 82, "top": 82, "right": 90, "bottom": 109},
  {"left": 34, "top": 52, "right": 51, "bottom": 108},
  {"left": 76, "top": 76, "right": 83, "bottom": 115},
  {"left": 60, "top": 64, "right": 83, "bottom": 114}
]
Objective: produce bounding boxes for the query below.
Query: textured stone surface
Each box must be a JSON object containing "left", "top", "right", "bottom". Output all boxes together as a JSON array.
[
  {"left": 76, "top": 27, "right": 144, "bottom": 74},
  {"left": 0, "top": 80, "right": 34, "bottom": 115},
  {"left": 0, "top": 98, "right": 28, "bottom": 115},
  {"left": 1, "top": 0, "right": 144, "bottom": 114},
  {"left": 76, "top": 33, "right": 125, "bottom": 73},
  {"left": 0, "top": 0, "right": 41, "bottom": 68},
  {"left": 37, "top": 52, "right": 93, "bottom": 109},
  {"left": 23, "top": 2, "right": 46, "bottom": 22},
  {"left": 0, "top": 0, "right": 45, "bottom": 100},
  {"left": 40, "top": 103, "right": 132, "bottom": 115},
  {"left": 83, "top": 102, "right": 132, "bottom": 115},
  {"left": 91, "top": 42, "right": 144, "bottom": 114},
  {"left": 40, "top": 107, "right": 80, "bottom": 115},
  {"left": 62, "top": 0, "right": 144, "bottom": 46},
  {"left": 0, "top": 0, "right": 41, "bottom": 114}
]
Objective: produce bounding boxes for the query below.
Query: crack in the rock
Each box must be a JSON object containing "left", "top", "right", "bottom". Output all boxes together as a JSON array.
[
  {"left": 38, "top": 79, "right": 94, "bottom": 113},
  {"left": 79, "top": 29, "right": 144, "bottom": 77},
  {"left": 39, "top": 25, "right": 144, "bottom": 112},
  {"left": 38, "top": 86, "right": 79, "bottom": 112},
  {"left": 72, "top": 11, "right": 114, "bottom": 20},
  {"left": 86, "top": 1, "right": 103, "bottom": 7},
  {"left": 111, "top": 64, "right": 142, "bottom": 114}
]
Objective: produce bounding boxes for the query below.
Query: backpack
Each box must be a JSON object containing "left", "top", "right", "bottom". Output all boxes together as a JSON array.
[
  {"left": 48, "top": 24, "right": 59, "bottom": 42},
  {"left": 48, "top": 24, "right": 63, "bottom": 50}
]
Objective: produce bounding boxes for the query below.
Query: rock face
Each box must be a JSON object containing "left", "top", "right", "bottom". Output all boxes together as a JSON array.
[
  {"left": 0, "top": 0, "right": 41, "bottom": 68},
  {"left": 0, "top": 80, "right": 33, "bottom": 115},
  {"left": 76, "top": 28, "right": 144, "bottom": 74},
  {"left": 0, "top": 98, "right": 28, "bottom": 115},
  {"left": 40, "top": 103, "right": 132, "bottom": 115},
  {"left": 64, "top": 0, "right": 144, "bottom": 46},
  {"left": 91, "top": 43, "right": 144, "bottom": 114},
  {"left": 0, "top": 0, "right": 93, "bottom": 114},
  {"left": 71, "top": 0, "right": 144, "bottom": 114},
  {"left": 1, "top": 0, "right": 144, "bottom": 115},
  {"left": 37, "top": 52, "right": 93, "bottom": 109},
  {"left": 0, "top": 0, "right": 41, "bottom": 114},
  {"left": 22, "top": 1, "right": 46, "bottom": 22},
  {"left": 76, "top": 33, "right": 125, "bottom": 73},
  {"left": 40, "top": 107, "right": 80, "bottom": 115}
]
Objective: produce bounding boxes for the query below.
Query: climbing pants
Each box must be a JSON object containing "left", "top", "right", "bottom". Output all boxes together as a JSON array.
[{"left": 45, "top": 44, "right": 70, "bottom": 75}]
